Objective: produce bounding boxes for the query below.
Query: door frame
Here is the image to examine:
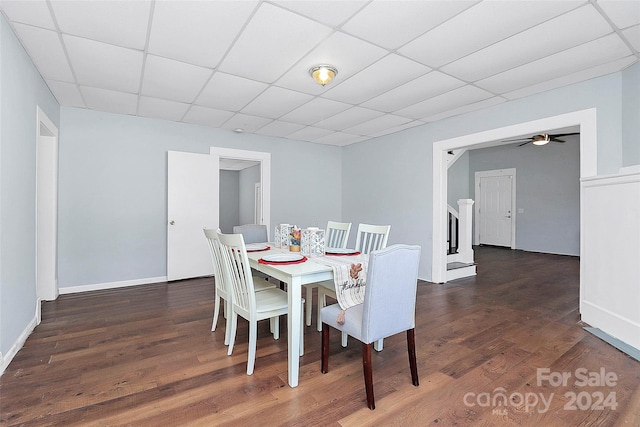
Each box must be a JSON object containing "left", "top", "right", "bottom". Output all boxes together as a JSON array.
[
  {"left": 432, "top": 108, "right": 597, "bottom": 283},
  {"left": 210, "top": 147, "right": 271, "bottom": 236},
  {"left": 474, "top": 168, "right": 516, "bottom": 249},
  {"left": 36, "top": 106, "right": 59, "bottom": 310}
]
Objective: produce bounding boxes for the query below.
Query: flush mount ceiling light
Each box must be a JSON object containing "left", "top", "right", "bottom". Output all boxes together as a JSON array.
[{"left": 309, "top": 65, "right": 338, "bottom": 86}]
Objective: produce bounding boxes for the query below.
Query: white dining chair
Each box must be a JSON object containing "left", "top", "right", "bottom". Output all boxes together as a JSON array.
[
  {"left": 317, "top": 223, "right": 390, "bottom": 349},
  {"left": 304, "top": 221, "right": 352, "bottom": 327},
  {"left": 232, "top": 224, "right": 268, "bottom": 244},
  {"left": 321, "top": 244, "right": 421, "bottom": 410},
  {"left": 216, "top": 231, "right": 304, "bottom": 375},
  {"left": 203, "top": 229, "right": 275, "bottom": 345}
]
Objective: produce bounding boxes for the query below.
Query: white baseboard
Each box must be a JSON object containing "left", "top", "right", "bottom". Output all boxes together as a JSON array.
[
  {"left": 0, "top": 313, "right": 38, "bottom": 377},
  {"left": 58, "top": 276, "right": 168, "bottom": 295},
  {"left": 581, "top": 300, "right": 640, "bottom": 352}
]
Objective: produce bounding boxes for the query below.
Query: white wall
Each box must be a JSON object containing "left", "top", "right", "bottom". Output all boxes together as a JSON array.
[
  {"left": 219, "top": 170, "right": 239, "bottom": 233},
  {"left": 621, "top": 62, "right": 640, "bottom": 167},
  {"left": 57, "top": 107, "right": 342, "bottom": 289},
  {"left": 0, "top": 15, "right": 59, "bottom": 368}
]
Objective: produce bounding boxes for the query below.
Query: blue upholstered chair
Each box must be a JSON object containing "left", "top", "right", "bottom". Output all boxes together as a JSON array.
[{"left": 320, "top": 244, "right": 421, "bottom": 410}]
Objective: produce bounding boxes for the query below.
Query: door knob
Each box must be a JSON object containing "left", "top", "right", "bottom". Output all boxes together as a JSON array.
[{"left": 169, "top": 220, "right": 175, "bottom": 225}]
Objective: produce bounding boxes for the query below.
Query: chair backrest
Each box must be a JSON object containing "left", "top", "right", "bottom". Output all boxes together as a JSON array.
[
  {"left": 355, "top": 223, "right": 391, "bottom": 254},
  {"left": 325, "top": 221, "right": 352, "bottom": 249},
  {"left": 203, "top": 228, "right": 226, "bottom": 296},
  {"left": 217, "top": 231, "right": 256, "bottom": 318},
  {"left": 232, "top": 224, "right": 268, "bottom": 244},
  {"left": 361, "top": 244, "right": 421, "bottom": 343}
]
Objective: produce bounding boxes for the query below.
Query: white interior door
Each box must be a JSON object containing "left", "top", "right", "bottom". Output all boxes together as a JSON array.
[
  {"left": 167, "top": 151, "right": 218, "bottom": 281},
  {"left": 476, "top": 170, "right": 515, "bottom": 248}
]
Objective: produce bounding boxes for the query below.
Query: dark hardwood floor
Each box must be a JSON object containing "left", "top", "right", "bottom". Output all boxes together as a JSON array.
[{"left": 1, "top": 246, "right": 638, "bottom": 426}]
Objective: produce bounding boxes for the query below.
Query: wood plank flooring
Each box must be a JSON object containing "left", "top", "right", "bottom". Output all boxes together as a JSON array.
[{"left": 1, "top": 246, "right": 638, "bottom": 426}]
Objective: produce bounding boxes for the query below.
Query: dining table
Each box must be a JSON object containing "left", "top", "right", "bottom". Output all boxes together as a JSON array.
[{"left": 245, "top": 244, "right": 365, "bottom": 388}]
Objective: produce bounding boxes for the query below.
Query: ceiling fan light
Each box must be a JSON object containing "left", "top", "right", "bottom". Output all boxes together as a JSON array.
[
  {"left": 309, "top": 65, "right": 337, "bottom": 86},
  {"left": 532, "top": 134, "right": 551, "bottom": 146}
]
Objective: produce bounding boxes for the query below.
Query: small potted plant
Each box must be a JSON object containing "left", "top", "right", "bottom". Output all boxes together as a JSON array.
[{"left": 289, "top": 227, "right": 301, "bottom": 252}]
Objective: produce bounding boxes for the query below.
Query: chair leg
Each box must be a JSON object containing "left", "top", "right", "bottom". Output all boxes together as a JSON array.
[
  {"left": 305, "top": 286, "right": 313, "bottom": 326},
  {"left": 341, "top": 331, "right": 348, "bottom": 347},
  {"left": 374, "top": 338, "right": 383, "bottom": 352},
  {"left": 227, "top": 313, "right": 238, "bottom": 356},
  {"left": 321, "top": 324, "right": 330, "bottom": 374},
  {"left": 362, "top": 342, "right": 375, "bottom": 410},
  {"left": 224, "top": 305, "right": 233, "bottom": 346},
  {"left": 273, "top": 316, "right": 280, "bottom": 340},
  {"left": 247, "top": 319, "right": 257, "bottom": 375},
  {"left": 316, "top": 288, "right": 325, "bottom": 332},
  {"left": 407, "top": 329, "right": 419, "bottom": 387},
  {"left": 212, "top": 295, "right": 221, "bottom": 331}
]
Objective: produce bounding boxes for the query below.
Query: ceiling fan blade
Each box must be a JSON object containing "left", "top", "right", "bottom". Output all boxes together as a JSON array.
[
  {"left": 550, "top": 132, "right": 579, "bottom": 138},
  {"left": 503, "top": 138, "right": 532, "bottom": 143},
  {"left": 518, "top": 141, "right": 531, "bottom": 146},
  {"left": 550, "top": 138, "right": 566, "bottom": 143}
]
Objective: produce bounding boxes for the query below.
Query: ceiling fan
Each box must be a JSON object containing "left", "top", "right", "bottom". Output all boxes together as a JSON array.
[{"left": 503, "top": 132, "right": 580, "bottom": 146}]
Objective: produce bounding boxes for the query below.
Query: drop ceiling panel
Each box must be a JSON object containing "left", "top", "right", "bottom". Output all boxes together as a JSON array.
[
  {"left": 314, "top": 106, "right": 385, "bottom": 131},
  {"left": 0, "top": 0, "right": 55, "bottom": 29},
  {"left": 399, "top": 0, "right": 583, "bottom": 68},
  {"left": 361, "top": 71, "right": 466, "bottom": 112},
  {"left": 341, "top": 0, "right": 477, "bottom": 50},
  {"left": 442, "top": 5, "right": 613, "bottom": 82},
  {"left": 280, "top": 97, "right": 352, "bottom": 125},
  {"left": 503, "top": 56, "right": 638, "bottom": 101},
  {"left": 286, "top": 126, "right": 335, "bottom": 142},
  {"left": 148, "top": 1, "right": 256, "bottom": 68},
  {"left": 255, "top": 120, "right": 305, "bottom": 137},
  {"left": 277, "top": 1, "right": 366, "bottom": 27},
  {"left": 322, "top": 54, "right": 430, "bottom": 104},
  {"left": 221, "top": 113, "right": 272, "bottom": 133},
  {"left": 275, "top": 31, "right": 387, "bottom": 95},
  {"left": 64, "top": 34, "right": 143, "bottom": 93},
  {"left": 195, "top": 72, "right": 268, "bottom": 112},
  {"left": 80, "top": 86, "right": 137, "bottom": 116},
  {"left": 623, "top": 25, "right": 640, "bottom": 52},
  {"left": 396, "top": 85, "right": 494, "bottom": 120},
  {"left": 422, "top": 97, "right": 505, "bottom": 123},
  {"left": 47, "top": 80, "right": 85, "bottom": 108},
  {"left": 182, "top": 105, "right": 235, "bottom": 128},
  {"left": 12, "top": 24, "right": 74, "bottom": 81},
  {"left": 138, "top": 96, "right": 190, "bottom": 122},
  {"left": 313, "top": 131, "right": 367, "bottom": 146},
  {"left": 51, "top": 0, "right": 151, "bottom": 50},
  {"left": 218, "top": 2, "right": 332, "bottom": 83},
  {"left": 597, "top": 0, "right": 640, "bottom": 29},
  {"left": 344, "top": 114, "right": 412, "bottom": 136},
  {"left": 141, "top": 55, "right": 212, "bottom": 103},
  {"left": 241, "top": 86, "right": 313, "bottom": 119},
  {"left": 369, "top": 120, "right": 425, "bottom": 138},
  {"left": 476, "top": 34, "right": 633, "bottom": 94}
]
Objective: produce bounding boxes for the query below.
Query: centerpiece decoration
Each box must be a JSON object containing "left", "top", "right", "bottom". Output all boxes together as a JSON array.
[
  {"left": 301, "top": 227, "right": 325, "bottom": 257},
  {"left": 274, "top": 224, "right": 293, "bottom": 249},
  {"left": 289, "top": 227, "right": 301, "bottom": 252}
]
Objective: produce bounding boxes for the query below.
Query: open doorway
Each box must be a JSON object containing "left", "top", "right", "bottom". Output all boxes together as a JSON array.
[
  {"left": 36, "top": 106, "right": 59, "bottom": 310},
  {"left": 218, "top": 158, "right": 261, "bottom": 233},
  {"left": 432, "top": 108, "right": 597, "bottom": 283}
]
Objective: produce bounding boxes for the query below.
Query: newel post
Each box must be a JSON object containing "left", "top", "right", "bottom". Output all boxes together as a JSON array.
[{"left": 457, "top": 199, "right": 475, "bottom": 264}]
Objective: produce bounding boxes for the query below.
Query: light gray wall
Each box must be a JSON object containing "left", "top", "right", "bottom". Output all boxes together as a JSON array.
[
  {"left": 447, "top": 151, "right": 470, "bottom": 207},
  {"left": 622, "top": 62, "right": 640, "bottom": 167},
  {"left": 0, "top": 15, "right": 59, "bottom": 359},
  {"left": 343, "top": 72, "right": 629, "bottom": 280},
  {"left": 469, "top": 139, "right": 580, "bottom": 255},
  {"left": 219, "top": 170, "right": 239, "bottom": 234},
  {"left": 57, "top": 107, "right": 342, "bottom": 289},
  {"left": 239, "top": 164, "right": 260, "bottom": 226}
]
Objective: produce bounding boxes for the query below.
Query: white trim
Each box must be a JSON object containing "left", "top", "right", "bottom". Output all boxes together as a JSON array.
[
  {"left": 210, "top": 147, "right": 271, "bottom": 236},
  {"left": 58, "top": 276, "right": 168, "bottom": 295},
  {"left": 432, "top": 108, "right": 597, "bottom": 283},
  {"left": 474, "top": 168, "right": 517, "bottom": 249},
  {"left": 0, "top": 312, "right": 38, "bottom": 376}
]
